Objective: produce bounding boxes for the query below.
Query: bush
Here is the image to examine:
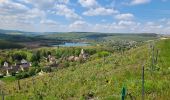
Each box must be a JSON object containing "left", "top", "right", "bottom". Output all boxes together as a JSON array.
[
  {"left": 16, "top": 72, "right": 29, "bottom": 79},
  {"left": 85, "top": 49, "right": 97, "bottom": 55},
  {"left": 32, "top": 62, "right": 40, "bottom": 67},
  {"left": 56, "top": 49, "right": 63, "bottom": 58},
  {"left": 0, "top": 74, "right": 4, "bottom": 78},
  {"left": 42, "top": 67, "right": 52, "bottom": 73},
  {"left": 28, "top": 68, "right": 36, "bottom": 76},
  {"left": 97, "top": 51, "right": 110, "bottom": 58},
  {"left": 11, "top": 72, "right": 16, "bottom": 76},
  {"left": 59, "top": 61, "right": 70, "bottom": 68}
]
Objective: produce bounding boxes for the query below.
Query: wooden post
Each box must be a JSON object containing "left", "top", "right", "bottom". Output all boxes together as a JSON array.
[
  {"left": 17, "top": 79, "right": 21, "bottom": 90},
  {"left": 151, "top": 45, "right": 154, "bottom": 71},
  {"left": 142, "top": 65, "right": 145, "bottom": 100},
  {"left": 32, "top": 77, "right": 35, "bottom": 92},
  {"left": 1, "top": 91, "right": 4, "bottom": 100},
  {"left": 155, "top": 49, "right": 158, "bottom": 64}
]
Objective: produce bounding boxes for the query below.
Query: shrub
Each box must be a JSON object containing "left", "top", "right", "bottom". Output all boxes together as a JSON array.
[
  {"left": 85, "top": 49, "right": 97, "bottom": 55},
  {"left": 42, "top": 67, "right": 52, "bottom": 73},
  {"left": 11, "top": 72, "right": 16, "bottom": 76},
  {"left": 16, "top": 72, "right": 29, "bottom": 79},
  {"left": 97, "top": 51, "right": 110, "bottom": 58},
  {"left": 59, "top": 61, "right": 70, "bottom": 68},
  {"left": 32, "top": 62, "right": 40, "bottom": 67},
  {"left": 28, "top": 68, "right": 36, "bottom": 76},
  {"left": 56, "top": 49, "right": 63, "bottom": 58},
  {"left": 0, "top": 74, "right": 4, "bottom": 78}
]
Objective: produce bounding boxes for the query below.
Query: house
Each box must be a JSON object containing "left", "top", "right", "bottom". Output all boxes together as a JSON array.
[
  {"left": 67, "top": 49, "right": 89, "bottom": 62},
  {"left": 20, "top": 59, "right": 31, "bottom": 71},
  {"left": 0, "top": 59, "right": 31, "bottom": 76},
  {"left": 48, "top": 55, "right": 57, "bottom": 64},
  {"left": 3, "top": 62, "right": 9, "bottom": 67},
  {"left": 21, "top": 59, "right": 28, "bottom": 64},
  {"left": 2, "top": 62, "right": 11, "bottom": 76},
  {"left": 68, "top": 56, "right": 75, "bottom": 61},
  {"left": 79, "top": 49, "right": 89, "bottom": 60}
]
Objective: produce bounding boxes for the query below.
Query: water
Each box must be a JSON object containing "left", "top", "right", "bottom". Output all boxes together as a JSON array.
[{"left": 52, "top": 42, "right": 90, "bottom": 47}]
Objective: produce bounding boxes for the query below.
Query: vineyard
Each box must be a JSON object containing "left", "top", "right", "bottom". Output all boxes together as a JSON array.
[{"left": 0, "top": 39, "right": 170, "bottom": 100}]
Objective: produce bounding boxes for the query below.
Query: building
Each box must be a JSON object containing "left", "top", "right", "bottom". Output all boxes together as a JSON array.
[
  {"left": 79, "top": 49, "right": 89, "bottom": 60},
  {"left": 0, "top": 59, "right": 31, "bottom": 76},
  {"left": 20, "top": 59, "right": 31, "bottom": 71}
]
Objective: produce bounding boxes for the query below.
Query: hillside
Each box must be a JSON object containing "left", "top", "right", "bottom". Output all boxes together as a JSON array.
[
  {"left": 1, "top": 39, "right": 170, "bottom": 100},
  {"left": 0, "top": 40, "right": 24, "bottom": 49},
  {"left": 40, "top": 32, "right": 158, "bottom": 41}
]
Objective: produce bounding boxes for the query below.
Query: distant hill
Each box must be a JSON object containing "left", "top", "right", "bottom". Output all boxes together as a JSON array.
[
  {"left": 40, "top": 32, "right": 158, "bottom": 41},
  {"left": 0, "top": 40, "right": 24, "bottom": 49},
  {"left": 0, "top": 29, "right": 41, "bottom": 36}
]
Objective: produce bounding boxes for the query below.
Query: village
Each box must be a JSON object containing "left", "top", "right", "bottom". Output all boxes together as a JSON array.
[{"left": 0, "top": 49, "right": 89, "bottom": 78}]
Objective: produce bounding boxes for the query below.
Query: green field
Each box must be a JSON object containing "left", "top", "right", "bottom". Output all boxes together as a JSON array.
[{"left": 1, "top": 39, "right": 169, "bottom": 100}]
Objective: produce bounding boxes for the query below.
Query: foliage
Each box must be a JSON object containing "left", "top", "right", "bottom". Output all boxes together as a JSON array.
[
  {"left": 1, "top": 39, "right": 170, "bottom": 100},
  {"left": 15, "top": 71, "right": 29, "bottom": 79},
  {"left": 97, "top": 51, "right": 110, "bottom": 57}
]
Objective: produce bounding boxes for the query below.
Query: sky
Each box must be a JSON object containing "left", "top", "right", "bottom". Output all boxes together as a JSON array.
[{"left": 0, "top": 0, "right": 170, "bottom": 33}]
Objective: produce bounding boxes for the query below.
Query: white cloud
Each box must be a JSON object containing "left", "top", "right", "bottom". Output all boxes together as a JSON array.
[
  {"left": 57, "top": 0, "right": 70, "bottom": 4},
  {"left": 25, "top": 0, "right": 81, "bottom": 20},
  {"left": 26, "top": 0, "right": 55, "bottom": 10},
  {"left": 23, "top": 0, "right": 69, "bottom": 10},
  {"left": 40, "top": 19, "right": 58, "bottom": 25},
  {"left": 130, "top": 0, "right": 151, "bottom": 5},
  {"left": 79, "top": 0, "right": 118, "bottom": 16},
  {"left": 26, "top": 8, "right": 46, "bottom": 19},
  {"left": 83, "top": 7, "right": 118, "bottom": 16},
  {"left": 118, "top": 20, "right": 136, "bottom": 26},
  {"left": 115, "top": 13, "right": 134, "bottom": 20},
  {"left": 78, "top": 0, "right": 98, "bottom": 8},
  {"left": 54, "top": 4, "right": 82, "bottom": 20},
  {"left": 69, "top": 20, "right": 89, "bottom": 31},
  {"left": 0, "top": 0, "right": 29, "bottom": 15}
]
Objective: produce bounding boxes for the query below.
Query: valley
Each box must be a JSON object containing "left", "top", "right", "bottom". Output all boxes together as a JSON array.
[{"left": 0, "top": 30, "right": 169, "bottom": 100}]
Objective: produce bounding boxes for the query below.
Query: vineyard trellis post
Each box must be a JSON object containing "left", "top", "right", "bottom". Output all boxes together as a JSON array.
[
  {"left": 151, "top": 45, "right": 155, "bottom": 71},
  {"left": 17, "top": 79, "right": 21, "bottom": 90},
  {"left": 155, "top": 49, "right": 158, "bottom": 64},
  {"left": 142, "top": 64, "right": 145, "bottom": 100},
  {"left": 1, "top": 90, "right": 5, "bottom": 100},
  {"left": 32, "top": 76, "right": 35, "bottom": 92}
]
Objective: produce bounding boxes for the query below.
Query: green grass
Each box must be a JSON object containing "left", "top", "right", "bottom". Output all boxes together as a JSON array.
[
  {"left": 1, "top": 39, "right": 170, "bottom": 100},
  {"left": 156, "top": 39, "right": 170, "bottom": 68},
  {"left": 0, "top": 76, "right": 16, "bottom": 83}
]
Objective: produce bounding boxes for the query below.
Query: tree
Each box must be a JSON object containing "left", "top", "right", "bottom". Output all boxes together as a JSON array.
[{"left": 12, "top": 52, "right": 27, "bottom": 61}]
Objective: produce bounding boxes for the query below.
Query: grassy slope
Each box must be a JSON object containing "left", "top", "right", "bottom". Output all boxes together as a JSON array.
[{"left": 2, "top": 39, "right": 170, "bottom": 100}]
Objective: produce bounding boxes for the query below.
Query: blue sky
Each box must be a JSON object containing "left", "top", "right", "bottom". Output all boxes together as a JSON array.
[{"left": 0, "top": 0, "right": 170, "bottom": 33}]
